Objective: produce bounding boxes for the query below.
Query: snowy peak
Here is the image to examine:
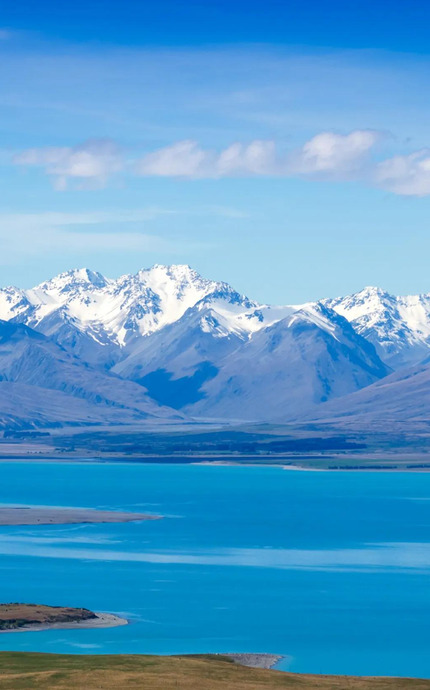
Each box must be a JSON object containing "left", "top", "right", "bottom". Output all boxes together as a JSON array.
[
  {"left": 0, "top": 286, "right": 31, "bottom": 322},
  {"left": 35, "top": 268, "right": 110, "bottom": 294},
  {"left": 263, "top": 303, "right": 389, "bottom": 379},
  {"left": 325, "top": 286, "right": 394, "bottom": 322},
  {"left": 324, "top": 287, "right": 430, "bottom": 368},
  {"left": 114, "top": 263, "right": 226, "bottom": 338},
  {"left": 0, "top": 265, "right": 264, "bottom": 365},
  {"left": 135, "top": 263, "right": 208, "bottom": 289}
]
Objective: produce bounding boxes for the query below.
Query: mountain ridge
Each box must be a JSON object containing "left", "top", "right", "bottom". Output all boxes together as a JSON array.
[{"left": 1, "top": 265, "right": 430, "bottom": 427}]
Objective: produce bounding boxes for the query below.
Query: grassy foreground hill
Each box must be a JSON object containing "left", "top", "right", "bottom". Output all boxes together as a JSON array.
[{"left": 0, "top": 653, "right": 429, "bottom": 690}]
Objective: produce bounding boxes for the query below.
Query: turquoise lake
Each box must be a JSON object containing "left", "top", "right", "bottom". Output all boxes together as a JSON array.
[{"left": 0, "top": 461, "right": 429, "bottom": 678}]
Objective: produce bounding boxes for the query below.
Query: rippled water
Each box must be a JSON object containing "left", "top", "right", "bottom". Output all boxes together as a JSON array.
[{"left": 0, "top": 461, "right": 429, "bottom": 677}]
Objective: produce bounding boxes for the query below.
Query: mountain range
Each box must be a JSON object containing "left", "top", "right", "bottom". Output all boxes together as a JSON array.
[{"left": 0, "top": 264, "right": 429, "bottom": 429}]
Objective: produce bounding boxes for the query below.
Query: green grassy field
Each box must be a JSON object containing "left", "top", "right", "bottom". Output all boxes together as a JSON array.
[{"left": 0, "top": 653, "right": 429, "bottom": 690}]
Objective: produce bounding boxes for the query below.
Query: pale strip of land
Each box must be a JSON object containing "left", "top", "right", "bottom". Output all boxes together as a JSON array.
[
  {"left": 0, "top": 506, "right": 160, "bottom": 526},
  {"left": 0, "top": 652, "right": 429, "bottom": 689},
  {"left": 224, "top": 653, "right": 283, "bottom": 669}
]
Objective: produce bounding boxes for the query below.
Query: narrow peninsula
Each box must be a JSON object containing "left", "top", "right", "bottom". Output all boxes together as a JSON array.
[{"left": 0, "top": 604, "right": 127, "bottom": 632}]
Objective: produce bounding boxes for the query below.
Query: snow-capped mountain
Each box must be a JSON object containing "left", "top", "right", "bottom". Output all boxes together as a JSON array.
[
  {"left": 0, "top": 319, "right": 178, "bottom": 429},
  {"left": 2, "top": 264, "right": 430, "bottom": 428},
  {"left": 114, "top": 299, "right": 389, "bottom": 420},
  {"left": 0, "top": 265, "right": 277, "bottom": 367},
  {"left": 112, "top": 294, "right": 261, "bottom": 408},
  {"left": 187, "top": 304, "right": 390, "bottom": 421},
  {"left": 324, "top": 286, "right": 430, "bottom": 369}
]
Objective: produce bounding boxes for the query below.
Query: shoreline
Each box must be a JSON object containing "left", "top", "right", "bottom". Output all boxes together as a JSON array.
[
  {"left": 0, "top": 455, "right": 429, "bottom": 472},
  {"left": 220, "top": 653, "right": 283, "bottom": 669},
  {"left": 2, "top": 445, "right": 430, "bottom": 472},
  {"left": 0, "top": 612, "right": 128, "bottom": 633}
]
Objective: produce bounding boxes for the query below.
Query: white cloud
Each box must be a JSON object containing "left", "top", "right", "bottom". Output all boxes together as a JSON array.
[
  {"left": 289, "top": 130, "right": 380, "bottom": 176},
  {"left": 0, "top": 209, "right": 173, "bottom": 229},
  {"left": 12, "top": 130, "right": 380, "bottom": 187},
  {"left": 136, "top": 131, "right": 377, "bottom": 180},
  {"left": 17, "top": 130, "right": 430, "bottom": 196},
  {"left": 137, "top": 140, "right": 213, "bottom": 178},
  {"left": 217, "top": 140, "right": 277, "bottom": 176},
  {"left": 375, "top": 149, "right": 430, "bottom": 196},
  {"left": 13, "top": 139, "right": 123, "bottom": 189},
  {"left": 136, "top": 139, "right": 277, "bottom": 178}
]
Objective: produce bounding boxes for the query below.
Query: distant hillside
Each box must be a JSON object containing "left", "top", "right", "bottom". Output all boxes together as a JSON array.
[{"left": 0, "top": 319, "right": 178, "bottom": 429}]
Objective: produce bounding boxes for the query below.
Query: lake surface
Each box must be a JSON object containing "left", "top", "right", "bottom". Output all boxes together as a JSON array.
[{"left": 0, "top": 461, "right": 429, "bottom": 677}]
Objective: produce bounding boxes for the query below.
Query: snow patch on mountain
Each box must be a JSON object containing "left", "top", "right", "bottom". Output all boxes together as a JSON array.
[{"left": 324, "top": 286, "right": 430, "bottom": 368}]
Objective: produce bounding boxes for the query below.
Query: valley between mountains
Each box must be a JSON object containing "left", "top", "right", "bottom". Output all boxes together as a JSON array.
[{"left": 1, "top": 264, "right": 429, "bottom": 432}]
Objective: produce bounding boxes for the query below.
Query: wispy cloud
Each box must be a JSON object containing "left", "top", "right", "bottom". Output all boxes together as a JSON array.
[
  {"left": 13, "top": 139, "right": 123, "bottom": 189},
  {"left": 136, "top": 139, "right": 278, "bottom": 178},
  {"left": 136, "top": 131, "right": 379, "bottom": 179},
  {"left": 0, "top": 208, "right": 174, "bottom": 229},
  {"left": 0, "top": 207, "right": 222, "bottom": 263},
  {"left": 290, "top": 130, "right": 380, "bottom": 177},
  {"left": 14, "top": 130, "right": 381, "bottom": 187},
  {"left": 0, "top": 208, "right": 182, "bottom": 261},
  {"left": 12, "top": 129, "right": 430, "bottom": 196},
  {"left": 375, "top": 149, "right": 430, "bottom": 197}
]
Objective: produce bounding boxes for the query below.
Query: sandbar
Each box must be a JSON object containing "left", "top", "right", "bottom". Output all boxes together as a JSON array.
[{"left": 0, "top": 506, "right": 160, "bottom": 526}]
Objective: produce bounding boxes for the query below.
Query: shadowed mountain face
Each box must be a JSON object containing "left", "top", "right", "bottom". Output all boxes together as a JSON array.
[
  {"left": 0, "top": 320, "right": 178, "bottom": 429},
  {"left": 139, "top": 362, "right": 219, "bottom": 409},
  {"left": 187, "top": 305, "right": 390, "bottom": 422},
  {"left": 112, "top": 295, "right": 251, "bottom": 410},
  {"left": 304, "top": 356, "right": 430, "bottom": 425},
  {"left": 1, "top": 265, "right": 429, "bottom": 428}
]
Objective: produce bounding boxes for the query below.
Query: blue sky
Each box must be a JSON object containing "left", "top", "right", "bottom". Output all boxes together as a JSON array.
[{"left": 1, "top": 0, "right": 430, "bottom": 302}]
